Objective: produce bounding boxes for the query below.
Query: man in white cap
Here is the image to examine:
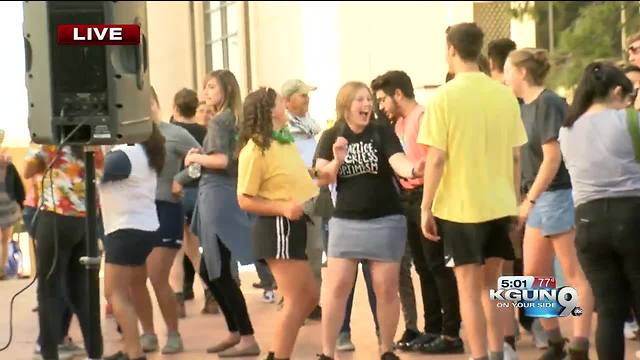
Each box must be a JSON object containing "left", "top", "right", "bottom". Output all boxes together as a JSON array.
[{"left": 281, "top": 78, "right": 324, "bottom": 321}]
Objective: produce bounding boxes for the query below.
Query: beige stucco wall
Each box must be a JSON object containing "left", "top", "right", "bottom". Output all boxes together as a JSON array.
[
  {"left": 147, "top": 1, "right": 197, "bottom": 121},
  {"left": 3, "top": 1, "right": 537, "bottom": 149},
  {"left": 247, "top": 1, "right": 479, "bottom": 125}
]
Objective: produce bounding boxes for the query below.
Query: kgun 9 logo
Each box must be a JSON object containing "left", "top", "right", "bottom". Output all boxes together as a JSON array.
[{"left": 490, "top": 276, "right": 583, "bottom": 318}]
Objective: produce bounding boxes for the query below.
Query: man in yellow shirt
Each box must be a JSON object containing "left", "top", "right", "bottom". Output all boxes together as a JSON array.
[{"left": 418, "top": 23, "right": 527, "bottom": 360}]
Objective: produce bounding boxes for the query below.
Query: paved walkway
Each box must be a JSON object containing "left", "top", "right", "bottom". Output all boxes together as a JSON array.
[{"left": 0, "top": 271, "right": 638, "bottom": 360}]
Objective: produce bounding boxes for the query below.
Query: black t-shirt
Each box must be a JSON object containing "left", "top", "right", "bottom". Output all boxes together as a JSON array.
[
  {"left": 315, "top": 120, "right": 404, "bottom": 220},
  {"left": 174, "top": 122, "right": 206, "bottom": 146},
  {"left": 520, "top": 89, "right": 572, "bottom": 191}
]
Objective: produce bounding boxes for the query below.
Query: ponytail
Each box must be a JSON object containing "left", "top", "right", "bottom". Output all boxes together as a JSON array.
[{"left": 565, "top": 62, "right": 634, "bottom": 127}]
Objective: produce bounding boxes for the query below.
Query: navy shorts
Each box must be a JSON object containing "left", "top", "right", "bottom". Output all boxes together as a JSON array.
[
  {"left": 155, "top": 201, "right": 184, "bottom": 249},
  {"left": 104, "top": 229, "right": 156, "bottom": 266},
  {"left": 181, "top": 187, "right": 198, "bottom": 225}
]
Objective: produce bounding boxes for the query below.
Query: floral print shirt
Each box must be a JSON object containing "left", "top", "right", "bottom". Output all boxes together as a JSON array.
[{"left": 31, "top": 145, "right": 104, "bottom": 217}]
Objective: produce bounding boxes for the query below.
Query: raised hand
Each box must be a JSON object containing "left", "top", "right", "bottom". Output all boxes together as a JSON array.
[{"left": 332, "top": 137, "right": 349, "bottom": 164}]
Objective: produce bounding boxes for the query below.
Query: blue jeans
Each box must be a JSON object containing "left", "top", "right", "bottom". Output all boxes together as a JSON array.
[{"left": 341, "top": 260, "right": 379, "bottom": 334}]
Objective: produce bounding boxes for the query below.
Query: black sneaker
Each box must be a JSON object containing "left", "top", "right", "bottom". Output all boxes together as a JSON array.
[
  {"left": 409, "top": 333, "right": 440, "bottom": 351},
  {"left": 308, "top": 306, "right": 322, "bottom": 321},
  {"left": 395, "top": 329, "right": 420, "bottom": 350},
  {"left": 104, "top": 351, "right": 127, "bottom": 360},
  {"left": 104, "top": 351, "right": 146, "bottom": 360},
  {"left": 567, "top": 348, "right": 589, "bottom": 360},
  {"left": 419, "top": 336, "right": 464, "bottom": 354},
  {"left": 381, "top": 352, "right": 400, "bottom": 360},
  {"left": 538, "top": 339, "right": 568, "bottom": 360}
]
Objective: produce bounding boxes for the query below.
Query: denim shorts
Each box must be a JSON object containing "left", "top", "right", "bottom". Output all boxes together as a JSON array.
[{"left": 527, "top": 189, "right": 575, "bottom": 237}]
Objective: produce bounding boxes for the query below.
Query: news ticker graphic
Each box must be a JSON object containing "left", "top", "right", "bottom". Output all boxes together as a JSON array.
[
  {"left": 57, "top": 24, "right": 140, "bottom": 45},
  {"left": 489, "top": 276, "right": 583, "bottom": 318}
]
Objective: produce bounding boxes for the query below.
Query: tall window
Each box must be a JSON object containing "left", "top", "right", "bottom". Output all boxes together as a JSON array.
[{"left": 204, "top": 1, "right": 241, "bottom": 77}]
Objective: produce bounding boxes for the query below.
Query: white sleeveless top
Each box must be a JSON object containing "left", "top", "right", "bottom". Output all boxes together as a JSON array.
[{"left": 99, "top": 144, "right": 159, "bottom": 235}]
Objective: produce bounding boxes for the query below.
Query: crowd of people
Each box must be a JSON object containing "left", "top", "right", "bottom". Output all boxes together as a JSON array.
[{"left": 2, "top": 21, "right": 640, "bottom": 360}]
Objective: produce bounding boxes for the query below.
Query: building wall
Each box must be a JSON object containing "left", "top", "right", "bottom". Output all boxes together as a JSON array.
[
  {"left": 246, "top": 1, "right": 482, "bottom": 125},
  {"left": 147, "top": 1, "right": 197, "bottom": 121},
  {"left": 3, "top": 1, "right": 536, "bottom": 149}
]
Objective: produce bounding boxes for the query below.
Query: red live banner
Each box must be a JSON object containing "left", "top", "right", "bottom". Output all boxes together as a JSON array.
[{"left": 58, "top": 24, "right": 140, "bottom": 45}]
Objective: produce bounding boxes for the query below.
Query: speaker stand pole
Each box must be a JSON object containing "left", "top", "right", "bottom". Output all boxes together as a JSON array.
[{"left": 80, "top": 146, "right": 103, "bottom": 359}]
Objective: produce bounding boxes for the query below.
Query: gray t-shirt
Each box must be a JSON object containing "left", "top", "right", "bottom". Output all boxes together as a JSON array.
[
  {"left": 157, "top": 122, "right": 201, "bottom": 202},
  {"left": 202, "top": 109, "right": 238, "bottom": 178},
  {"left": 559, "top": 109, "right": 640, "bottom": 206},
  {"left": 521, "top": 89, "right": 572, "bottom": 191}
]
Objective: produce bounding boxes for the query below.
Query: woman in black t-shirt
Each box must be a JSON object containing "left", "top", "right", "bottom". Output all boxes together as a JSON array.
[
  {"left": 505, "top": 49, "right": 594, "bottom": 358},
  {"left": 314, "top": 81, "right": 423, "bottom": 360}
]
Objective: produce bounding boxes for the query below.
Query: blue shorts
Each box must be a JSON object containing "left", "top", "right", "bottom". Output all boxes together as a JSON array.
[
  {"left": 155, "top": 201, "right": 184, "bottom": 249},
  {"left": 527, "top": 189, "right": 575, "bottom": 237},
  {"left": 181, "top": 187, "right": 198, "bottom": 225}
]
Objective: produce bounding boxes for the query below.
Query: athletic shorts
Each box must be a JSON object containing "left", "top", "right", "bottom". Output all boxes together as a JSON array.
[
  {"left": 181, "top": 187, "right": 198, "bottom": 226},
  {"left": 252, "top": 215, "right": 308, "bottom": 262},
  {"left": 154, "top": 201, "right": 184, "bottom": 249},
  {"left": 438, "top": 216, "right": 516, "bottom": 268},
  {"left": 104, "top": 229, "right": 156, "bottom": 266}
]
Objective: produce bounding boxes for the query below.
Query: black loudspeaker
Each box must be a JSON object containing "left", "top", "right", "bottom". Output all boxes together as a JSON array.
[{"left": 23, "top": 1, "right": 151, "bottom": 145}]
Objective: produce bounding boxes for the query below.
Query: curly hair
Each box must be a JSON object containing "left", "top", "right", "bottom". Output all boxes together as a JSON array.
[{"left": 238, "top": 87, "right": 277, "bottom": 154}]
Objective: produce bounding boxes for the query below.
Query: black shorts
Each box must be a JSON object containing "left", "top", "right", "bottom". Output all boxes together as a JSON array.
[
  {"left": 438, "top": 216, "right": 515, "bottom": 268},
  {"left": 104, "top": 229, "right": 156, "bottom": 266},
  {"left": 252, "top": 215, "right": 308, "bottom": 262},
  {"left": 155, "top": 201, "right": 184, "bottom": 249}
]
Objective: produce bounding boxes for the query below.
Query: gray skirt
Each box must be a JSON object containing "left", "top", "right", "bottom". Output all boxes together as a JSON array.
[{"left": 328, "top": 214, "right": 407, "bottom": 262}]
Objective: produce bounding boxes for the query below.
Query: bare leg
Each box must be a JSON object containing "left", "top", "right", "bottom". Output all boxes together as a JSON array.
[
  {"left": 481, "top": 258, "right": 506, "bottom": 353},
  {"left": 321, "top": 258, "right": 358, "bottom": 358},
  {"left": 130, "top": 266, "right": 155, "bottom": 336},
  {"left": 105, "top": 263, "right": 145, "bottom": 359},
  {"left": 268, "top": 259, "right": 319, "bottom": 358},
  {"left": 370, "top": 260, "right": 401, "bottom": 354},
  {"left": 146, "top": 247, "right": 180, "bottom": 333},
  {"left": 454, "top": 263, "right": 487, "bottom": 358},
  {"left": 0, "top": 226, "right": 12, "bottom": 278}
]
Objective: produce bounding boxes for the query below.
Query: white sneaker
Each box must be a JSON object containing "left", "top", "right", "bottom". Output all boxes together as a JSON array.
[
  {"left": 262, "top": 290, "right": 276, "bottom": 303},
  {"left": 625, "top": 321, "right": 639, "bottom": 340},
  {"left": 336, "top": 332, "right": 355, "bottom": 352},
  {"left": 504, "top": 342, "right": 518, "bottom": 360},
  {"left": 531, "top": 319, "right": 548, "bottom": 349}
]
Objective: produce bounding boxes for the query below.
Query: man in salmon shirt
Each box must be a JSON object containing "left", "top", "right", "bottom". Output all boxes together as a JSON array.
[{"left": 372, "top": 71, "right": 463, "bottom": 354}]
